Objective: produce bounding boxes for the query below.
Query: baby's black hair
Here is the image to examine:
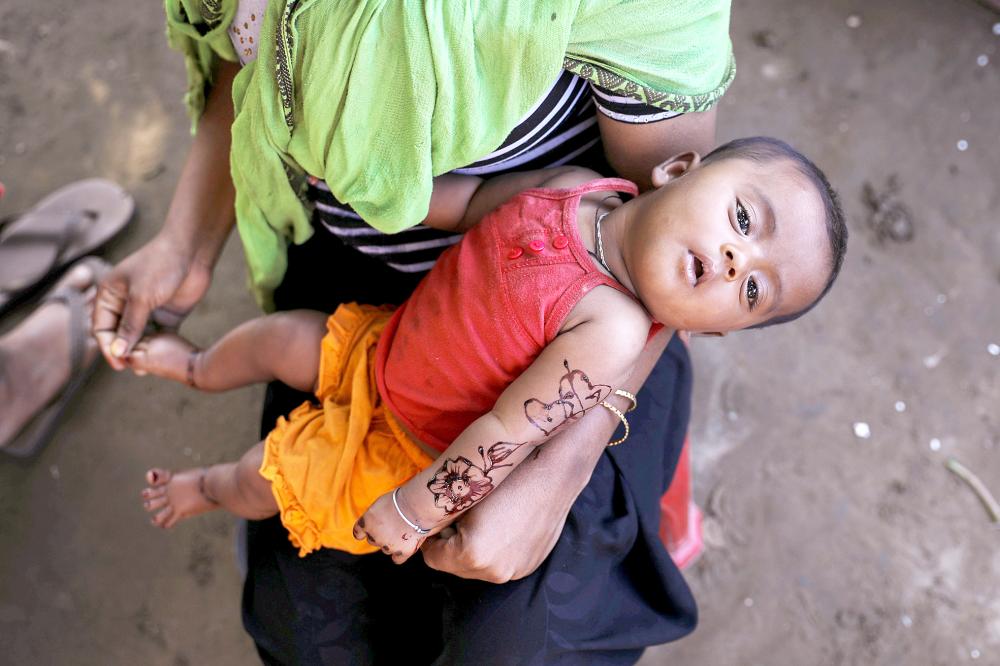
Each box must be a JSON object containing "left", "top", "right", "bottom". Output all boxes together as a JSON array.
[{"left": 702, "top": 136, "right": 848, "bottom": 328}]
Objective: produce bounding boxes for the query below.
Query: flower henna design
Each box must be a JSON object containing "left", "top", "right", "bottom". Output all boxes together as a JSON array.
[
  {"left": 427, "top": 457, "right": 495, "bottom": 514},
  {"left": 426, "top": 441, "right": 529, "bottom": 515},
  {"left": 524, "top": 360, "right": 612, "bottom": 434}
]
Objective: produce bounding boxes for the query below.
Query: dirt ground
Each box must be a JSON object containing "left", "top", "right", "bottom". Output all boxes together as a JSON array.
[{"left": 1, "top": 0, "right": 999, "bottom": 664}]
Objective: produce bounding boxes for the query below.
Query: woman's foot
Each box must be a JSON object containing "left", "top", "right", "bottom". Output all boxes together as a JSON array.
[
  {"left": 141, "top": 467, "right": 219, "bottom": 528},
  {"left": 0, "top": 259, "right": 106, "bottom": 451},
  {"left": 129, "top": 333, "right": 199, "bottom": 385}
]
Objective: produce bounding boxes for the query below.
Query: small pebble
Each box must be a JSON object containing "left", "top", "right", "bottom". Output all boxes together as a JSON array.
[
  {"left": 900, "top": 614, "right": 912, "bottom": 628},
  {"left": 994, "top": 22, "right": 1000, "bottom": 36},
  {"left": 895, "top": 401, "right": 906, "bottom": 413},
  {"left": 837, "top": 122, "right": 849, "bottom": 133},
  {"left": 853, "top": 422, "right": 871, "bottom": 439},
  {"left": 49, "top": 465, "right": 60, "bottom": 480},
  {"left": 987, "top": 343, "right": 999, "bottom": 356},
  {"left": 936, "top": 293, "right": 947, "bottom": 304},
  {"left": 182, "top": 447, "right": 193, "bottom": 456},
  {"left": 977, "top": 54, "right": 989, "bottom": 67},
  {"left": 923, "top": 353, "right": 942, "bottom": 369},
  {"left": 743, "top": 597, "right": 754, "bottom": 608},
  {"left": 14, "top": 142, "right": 26, "bottom": 155},
  {"left": 929, "top": 438, "right": 941, "bottom": 452},
  {"left": 971, "top": 648, "right": 980, "bottom": 660},
  {"left": 957, "top": 140, "right": 969, "bottom": 152},
  {"left": 846, "top": 14, "right": 861, "bottom": 29}
]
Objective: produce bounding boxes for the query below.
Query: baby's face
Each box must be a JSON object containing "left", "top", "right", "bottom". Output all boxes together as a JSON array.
[{"left": 625, "top": 157, "right": 831, "bottom": 333}]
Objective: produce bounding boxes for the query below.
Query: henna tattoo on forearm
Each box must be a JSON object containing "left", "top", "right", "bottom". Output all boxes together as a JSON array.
[
  {"left": 424, "top": 361, "right": 608, "bottom": 518},
  {"left": 524, "top": 360, "right": 611, "bottom": 435},
  {"left": 426, "top": 441, "right": 528, "bottom": 515}
]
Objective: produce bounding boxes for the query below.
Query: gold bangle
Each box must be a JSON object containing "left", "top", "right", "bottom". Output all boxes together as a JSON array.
[
  {"left": 600, "top": 400, "right": 630, "bottom": 447},
  {"left": 613, "top": 389, "right": 637, "bottom": 413}
]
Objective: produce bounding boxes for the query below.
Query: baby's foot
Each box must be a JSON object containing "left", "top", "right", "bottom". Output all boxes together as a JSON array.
[
  {"left": 129, "top": 333, "right": 198, "bottom": 386},
  {"left": 141, "top": 467, "right": 219, "bottom": 528}
]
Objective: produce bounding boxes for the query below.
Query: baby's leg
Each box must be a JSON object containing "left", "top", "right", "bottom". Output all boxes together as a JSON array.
[
  {"left": 141, "top": 441, "right": 276, "bottom": 528},
  {"left": 130, "top": 310, "right": 328, "bottom": 393}
]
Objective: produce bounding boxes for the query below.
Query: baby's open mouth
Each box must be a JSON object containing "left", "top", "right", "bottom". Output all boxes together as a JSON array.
[{"left": 686, "top": 250, "right": 713, "bottom": 287}]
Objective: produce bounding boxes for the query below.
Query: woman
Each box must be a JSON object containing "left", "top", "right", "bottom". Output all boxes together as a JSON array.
[{"left": 95, "top": 1, "right": 733, "bottom": 662}]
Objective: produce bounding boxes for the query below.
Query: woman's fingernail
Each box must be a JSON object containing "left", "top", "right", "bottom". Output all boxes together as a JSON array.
[{"left": 110, "top": 338, "right": 128, "bottom": 358}]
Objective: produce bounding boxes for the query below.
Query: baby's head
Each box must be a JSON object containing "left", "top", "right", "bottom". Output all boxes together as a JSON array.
[{"left": 623, "top": 136, "right": 847, "bottom": 334}]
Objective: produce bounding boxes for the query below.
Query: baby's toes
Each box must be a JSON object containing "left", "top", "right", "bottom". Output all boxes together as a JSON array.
[
  {"left": 129, "top": 341, "right": 150, "bottom": 376},
  {"left": 142, "top": 494, "right": 170, "bottom": 514},
  {"left": 151, "top": 506, "right": 175, "bottom": 529},
  {"left": 146, "top": 468, "right": 173, "bottom": 487}
]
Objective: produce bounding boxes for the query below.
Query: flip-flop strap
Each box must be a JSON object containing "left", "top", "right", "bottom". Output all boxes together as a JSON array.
[
  {"left": 0, "top": 211, "right": 90, "bottom": 293},
  {"left": 0, "top": 209, "right": 90, "bottom": 253},
  {"left": 45, "top": 285, "right": 89, "bottom": 380}
]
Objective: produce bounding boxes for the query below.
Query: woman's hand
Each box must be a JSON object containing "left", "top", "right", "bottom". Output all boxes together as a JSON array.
[
  {"left": 94, "top": 60, "right": 240, "bottom": 370},
  {"left": 93, "top": 234, "right": 213, "bottom": 370},
  {"left": 419, "top": 469, "right": 569, "bottom": 583}
]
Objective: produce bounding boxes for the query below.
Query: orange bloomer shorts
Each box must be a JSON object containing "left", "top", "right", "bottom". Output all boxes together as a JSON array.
[{"left": 258, "top": 303, "right": 434, "bottom": 557}]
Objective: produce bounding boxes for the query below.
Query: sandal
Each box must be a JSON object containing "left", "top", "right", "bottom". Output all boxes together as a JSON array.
[
  {"left": 0, "top": 179, "right": 134, "bottom": 317},
  {"left": 1, "top": 257, "right": 110, "bottom": 458}
]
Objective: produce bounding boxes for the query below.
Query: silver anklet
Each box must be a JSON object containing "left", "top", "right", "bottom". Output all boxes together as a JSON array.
[
  {"left": 392, "top": 488, "right": 430, "bottom": 535},
  {"left": 198, "top": 469, "right": 219, "bottom": 505}
]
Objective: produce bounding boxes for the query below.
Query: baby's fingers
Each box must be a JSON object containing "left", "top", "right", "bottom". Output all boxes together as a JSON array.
[
  {"left": 391, "top": 538, "right": 424, "bottom": 565},
  {"left": 352, "top": 516, "right": 366, "bottom": 541}
]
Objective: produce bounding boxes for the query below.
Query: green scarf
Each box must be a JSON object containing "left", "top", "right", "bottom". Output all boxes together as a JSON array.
[{"left": 166, "top": 0, "right": 734, "bottom": 309}]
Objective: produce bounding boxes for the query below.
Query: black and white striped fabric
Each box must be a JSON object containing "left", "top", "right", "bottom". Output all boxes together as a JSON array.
[{"left": 307, "top": 69, "right": 682, "bottom": 274}]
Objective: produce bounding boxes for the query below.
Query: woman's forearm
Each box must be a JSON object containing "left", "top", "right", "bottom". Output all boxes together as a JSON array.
[{"left": 161, "top": 59, "right": 239, "bottom": 269}]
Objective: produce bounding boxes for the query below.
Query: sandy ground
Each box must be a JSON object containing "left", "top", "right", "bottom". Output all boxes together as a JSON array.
[{"left": 1, "top": 0, "right": 999, "bottom": 664}]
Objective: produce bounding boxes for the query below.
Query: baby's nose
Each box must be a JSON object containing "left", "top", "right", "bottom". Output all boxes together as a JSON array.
[{"left": 721, "top": 244, "right": 746, "bottom": 280}]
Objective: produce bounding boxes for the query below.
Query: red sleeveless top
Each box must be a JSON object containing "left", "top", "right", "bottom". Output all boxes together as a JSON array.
[{"left": 374, "top": 178, "right": 639, "bottom": 452}]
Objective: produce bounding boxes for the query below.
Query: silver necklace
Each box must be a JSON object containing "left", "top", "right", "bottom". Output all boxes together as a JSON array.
[
  {"left": 594, "top": 211, "right": 612, "bottom": 273},
  {"left": 590, "top": 195, "right": 623, "bottom": 283}
]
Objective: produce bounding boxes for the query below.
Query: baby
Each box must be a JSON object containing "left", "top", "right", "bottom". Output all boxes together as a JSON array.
[{"left": 132, "top": 136, "right": 847, "bottom": 562}]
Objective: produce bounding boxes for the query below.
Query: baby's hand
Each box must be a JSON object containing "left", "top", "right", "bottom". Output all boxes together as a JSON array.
[{"left": 353, "top": 490, "right": 426, "bottom": 564}]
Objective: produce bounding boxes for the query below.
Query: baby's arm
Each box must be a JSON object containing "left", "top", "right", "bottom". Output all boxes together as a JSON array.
[
  {"left": 354, "top": 299, "right": 650, "bottom": 562},
  {"left": 424, "top": 167, "right": 600, "bottom": 233}
]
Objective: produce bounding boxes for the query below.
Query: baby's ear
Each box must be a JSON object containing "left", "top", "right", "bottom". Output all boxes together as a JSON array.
[{"left": 650, "top": 151, "right": 702, "bottom": 188}]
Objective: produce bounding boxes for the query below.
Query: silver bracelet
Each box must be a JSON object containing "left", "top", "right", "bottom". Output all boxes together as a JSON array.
[{"left": 392, "top": 488, "right": 430, "bottom": 535}]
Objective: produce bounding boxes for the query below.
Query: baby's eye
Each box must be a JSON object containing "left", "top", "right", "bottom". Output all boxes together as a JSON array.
[
  {"left": 746, "top": 277, "right": 759, "bottom": 310},
  {"left": 736, "top": 200, "right": 751, "bottom": 235}
]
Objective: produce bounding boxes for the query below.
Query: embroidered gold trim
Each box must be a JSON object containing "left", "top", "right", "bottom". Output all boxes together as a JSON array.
[
  {"left": 200, "top": 0, "right": 223, "bottom": 26},
  {"left": 275, "top": 0, "right": 301, "bottom": 127},
  {"left": 562, "top": 54, "right": 736, "bottom": 114}
]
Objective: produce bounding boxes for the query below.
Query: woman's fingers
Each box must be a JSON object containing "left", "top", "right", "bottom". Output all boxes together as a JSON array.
[
  {"left": 112, "top": 289, "right": 156, "bottom": 360},
  {"left": 93, "top": 275, "right": 132, "bottom": 370}
]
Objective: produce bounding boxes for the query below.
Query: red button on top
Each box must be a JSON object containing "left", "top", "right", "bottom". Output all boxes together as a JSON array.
[
  {"left": 507, "top": 247, "right": 524, "bottom": 259},
  {"left": 528, "top": 239, "right": 546, "bottom": 253},
  {"left": 552, "top": 235, "right": 569, "bottom": 249}
]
